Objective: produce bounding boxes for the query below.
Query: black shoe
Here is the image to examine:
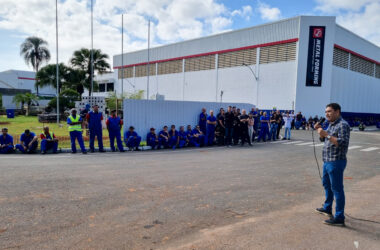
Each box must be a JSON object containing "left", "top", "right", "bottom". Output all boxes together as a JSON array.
[
  {"left": 135, "top": 148, "right": 141, "bottom": 151},
  {"left": 71, "top": 151, "right": 77, "bottom": 154},
  {"left": 90, "top": 149, "right": 95, "bottom": 153},
  {"left": 41, "top": 151, "right": 46, "bottom": 155},
  {"left": 119, "top": 150, "right": 125, "bottom": 152},
  {"left": 82, "top": 151, "right": 87, "bottom": 154},
  {"left": 316, "top": 207, "right": 332, "bottom": 217},
  {"left": 324, "top": 218, "right": 345, "bottom": 227},
  {"left": 99, "top": 149, "right": 106, "bottom": 153},
  {"left": 287, "top": 138, "right": 291, "bottom": 140},
  {"left": 282, "top": 138, "right": 286, "bottom": 140}
]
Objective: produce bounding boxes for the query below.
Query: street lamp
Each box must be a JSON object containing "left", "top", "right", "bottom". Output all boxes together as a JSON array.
[{"left": 242, "top": 63, "right": 259, "bottom": 107}]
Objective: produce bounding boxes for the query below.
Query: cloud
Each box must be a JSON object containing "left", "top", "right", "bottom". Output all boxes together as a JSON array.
[
  {"left": 315, "top": 0, "right": 380, "bottom": 46},
  {"left": 257, "top": 2, "right": 281, "bottom": 21},
  {"left": 0, "top": 0, "right": 249, "bottom": 71}
]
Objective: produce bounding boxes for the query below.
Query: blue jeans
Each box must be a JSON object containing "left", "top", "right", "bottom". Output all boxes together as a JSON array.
[
  {"left": 270, "top": 123, "right": 278, "bottom": 141},
  {"left": 322, "top": 160, "right": 347, "bottom": 220},
  {"left": 284, "top": 127, "right": 291, "bottom": 139},
  {"left": 257, "top": 126, "right": 269, "bottom": 142},
  {"left": 225, "top": 127, "right": 233, "bottom": 145}
]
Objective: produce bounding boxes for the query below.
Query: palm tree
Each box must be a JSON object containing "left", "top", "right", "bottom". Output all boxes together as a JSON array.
[
  {"left": 20, "top": 37, "right": 51, "bottom": 96},
  {"left": 13, "top": 93, "right": 38, "bottom": 116},
  {"left": 36, "top": 63, "right": 69, "bottom": 94},
  {"left": 70, "top": 48, "right": 110, "bottom": 96}
]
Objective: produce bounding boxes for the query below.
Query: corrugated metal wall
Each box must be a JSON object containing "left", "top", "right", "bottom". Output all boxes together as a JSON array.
[
  {"left": 123, "top": 99, "right": 255, "bottom": 140},
  {"left": 114, "top": 17, "right": 300, "bottom": 67}
]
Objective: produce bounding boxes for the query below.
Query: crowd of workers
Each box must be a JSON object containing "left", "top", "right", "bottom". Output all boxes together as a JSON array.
[{"left": 1, "top": 104, "right": 326, "bottom": 154}]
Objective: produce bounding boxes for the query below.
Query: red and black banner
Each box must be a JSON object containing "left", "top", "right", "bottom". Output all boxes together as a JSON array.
[{"left": 306, "top": 26, "right": 325, "bottom": 87}]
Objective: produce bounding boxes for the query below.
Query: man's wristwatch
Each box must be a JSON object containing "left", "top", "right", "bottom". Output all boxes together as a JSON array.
[{"left": 326, "top": 135, "right": 331, "bottom": 140}]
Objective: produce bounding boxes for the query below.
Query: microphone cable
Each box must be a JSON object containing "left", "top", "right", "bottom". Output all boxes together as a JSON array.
[{"left": 311, "top": 129, "right": 380, "bottom": 224}]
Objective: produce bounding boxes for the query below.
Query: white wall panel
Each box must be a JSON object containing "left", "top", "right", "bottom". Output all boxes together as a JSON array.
[{"left": 331, "top": 66, "right": 380, "bottom": 113}]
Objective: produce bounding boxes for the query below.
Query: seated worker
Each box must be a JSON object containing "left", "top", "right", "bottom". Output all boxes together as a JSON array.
[
  {"left": 158, "top": 126, "right": 170, "bottom": 149},
  {"left": 146, "top": 128, "right": 159, "bottom": 149},
  {"left": 124, "top": 126, "right": 141, "bottom": 151},
  {"left": 168, "top": 125, "right": 179, "bottom": 149},
  {"left": 192, "top": 125, "right": 206, "bottom": 147},
  {"left": 0, "top": 127, "right": 14, "bottom": 154},
  {"left": 15, "top": 129, "right": 38, "bottom": 153},
  {"left": 186, "top": 125, "right": 199, "bottom": 147},
  {"left": 40, "top": 126, "right": 58, "bottom": 154},
  {"left": 178, "top": 126, "right": 188, "bottom": 148}
]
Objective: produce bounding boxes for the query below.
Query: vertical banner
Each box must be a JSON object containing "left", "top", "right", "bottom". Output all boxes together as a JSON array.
[{"left": 306, "top": 26, "right": 325, "bottom": 87}]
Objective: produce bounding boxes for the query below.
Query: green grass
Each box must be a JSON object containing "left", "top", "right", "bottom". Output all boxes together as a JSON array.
[{"left": 0, "top": 115, "right": 146, "bottom": 149}]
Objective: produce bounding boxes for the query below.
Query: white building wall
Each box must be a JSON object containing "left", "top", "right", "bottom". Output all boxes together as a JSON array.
[
  {"left": 331, "top": 67, "right": 380, "bottom": 113},
  {"left": 294, "top": 16, "right": 336, "bottom": 117}
]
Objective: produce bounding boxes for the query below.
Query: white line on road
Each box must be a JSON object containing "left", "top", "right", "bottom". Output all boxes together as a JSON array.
[
  {"left": 348, "top": 146, "right": 362, "bottom": 150},
  {"left": 282, "top": 141, "right": 303, "bottom": 145},
  {"left": 360, "top": 147, "right": 379, "bottom": 152},
  {"left": 295, "top": 142, "right": 314, "bottom": 146},
  {"left": 309, "top": 143, "right": 324, "bottom": 147},
  {"left": 270, "top": 140, "right": 286, "bottom": 143}
]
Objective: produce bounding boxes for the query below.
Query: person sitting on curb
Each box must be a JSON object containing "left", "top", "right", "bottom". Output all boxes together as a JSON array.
[
  {"left": 40, "top": 126, "right": 59, "bottom": 154},
  {"left": 15, "top": 129, "right": 38, "bottom": 153},
  {"left": 0, "top": 128, "right": 14, "bottom": 154}
]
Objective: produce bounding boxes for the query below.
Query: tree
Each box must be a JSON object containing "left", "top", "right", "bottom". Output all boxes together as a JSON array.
[
  {"left": 36, "top": 63, "right": 69, "bottom": 94},
  {"left": 70, "top": 48, "right": 110, "bottom": 96},
  {"left": 48, "top": 89, "right": 80, "bottom": 113},
  {"left": 13, "top": 93, "right": 39, "bottom": 116},
  {"left": 106, "top": 90, "right": 145, "bottom": 111},
  {"left": 20, "top": 36, "right": 51, "bottom": 95}
]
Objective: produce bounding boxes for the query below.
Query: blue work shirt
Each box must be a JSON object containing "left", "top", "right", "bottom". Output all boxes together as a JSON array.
[
  {"left": 159, "top": 130, "right": 169, "bottom": 139},
  {"left": 107, "top": 116, "right": 122, "bottom": 131},
  {"left": 192, "top": 129, "right": 202, "bottom": 136},
  {"left": 0, "top": 134, "right": 13, "bottom": 145},
  {"left": 186, "top": 130, "right": 194, "bottom": 138},
  {"left": 199, "top": 113, "right": 207, "bottom": 127},
  {"left": 179, "top": 131, "right": 187, "bottom": 140},
  {"left": 146, "top": 132, "right": 157, "bottom": 143},
  {"left": 125, "top": 131, "right": 138, "bottom": 138},
  {"left": 207, "top": 116, "right": 217, "bottom": 129},
  {"left": 87, "top": 111, "right": 103, "bottom": 130},
  {"left": 260, "top": 116, "right": 269, "bottom": 127},
  {"left": 20, "top": 132, "right": 36, "bottom": 146},
  {"left": 169, "top": 130, "right": 179, "bottom": 139}
]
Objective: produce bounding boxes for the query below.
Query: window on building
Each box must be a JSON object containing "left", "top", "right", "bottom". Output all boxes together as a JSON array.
[
  {"left": 350, "top": 54, "right": 375, "bottom": 77},
  {"left": 218, "top": 48, "right": 257, "bottom": 68},
  {"left": 333, "top": 47, "right": 349, "bottom": 69},
  {"left": 118, "top": 67, "right": 133, "bottom": 79},
  {"left": 135, "top": 64, "right": 156, "bottom": 77},
  {"left": 259, "top": 42, "right": 297, "bottom": 64},
  {"left": 107, "top": 82, "right": 114, "bottom": 92},
  {"left": 185, "top": 55, "right": 215, "bottom": 72},
  {"left": 98, "top": 83, "right": 106, "bottom": 92},
  {"left": 157, "top": 60, "right": 182, "bottom": 75},
  {"left": 376, "top": 64, "right": 380, "bottom": 79}
]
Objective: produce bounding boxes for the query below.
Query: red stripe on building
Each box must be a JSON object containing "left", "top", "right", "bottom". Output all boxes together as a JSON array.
[
  {"left": 114, "top": 38, "right": 299, "bottom": 69},
  {"left": 18, "top": 77, "right": 36, "bottom": 80},
  {"left": 334, "top": 44, "right": 380, "bottom": 65}
]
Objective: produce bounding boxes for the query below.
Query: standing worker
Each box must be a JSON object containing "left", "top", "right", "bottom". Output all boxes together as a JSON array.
[
  {"left": 67, "top": 109, "right": 87, "bottom": 154},
  {"left": 0, "top": 128, "right": 14, "bottom": 154},
  {"left": 315, "top": 103, "right": 350, "bottom": 226},
  {"left": 40, "top": 126, "right": 59, "bottom": 154},
  {"left": 86, "top": 105, "right": 105, "bottom": 153},
  {"left": 199, "top": 108, "right": 207, "bottom": 135},
  {"left": 206, "top": 110, "right": 217, "bottom": 146},
  {"left": 106, "top": 110, "right": 124, "bottom": 152}
]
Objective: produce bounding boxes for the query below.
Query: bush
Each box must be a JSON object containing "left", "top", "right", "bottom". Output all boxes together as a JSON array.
[{"left": 48, "top": 89, "right": 80, "bottom": 113}]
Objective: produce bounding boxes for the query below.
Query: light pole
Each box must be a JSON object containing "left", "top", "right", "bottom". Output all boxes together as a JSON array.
[
  {"left": 146, "top": 20, "right": 150, "bottom": 100},
  {"left": 55, "top": 0, "right": 59, "bottom": 124},
  {"left": 90, "top": 0, "right": 94, "bottom": 98},
  {"left": 121, "top": 14, "right": 124, "bottom": 101},
  {"left": 242, "top": 63, "right": 259, "bottom": 107}
]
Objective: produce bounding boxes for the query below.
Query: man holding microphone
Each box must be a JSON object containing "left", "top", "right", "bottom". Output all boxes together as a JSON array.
[{"left": 315, "top": 103, "right": 350, "bottom": 226}]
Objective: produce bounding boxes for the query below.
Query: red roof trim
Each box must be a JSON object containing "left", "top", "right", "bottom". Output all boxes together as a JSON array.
[
  {"left": 18, "top": 77, "right": 36, "bottom": 80},
  {"left": 114, "top": 38, "right": 299, "bottom": 69},
  {"left": 334, "top": 44, "right": 380, "bottom": 65}
]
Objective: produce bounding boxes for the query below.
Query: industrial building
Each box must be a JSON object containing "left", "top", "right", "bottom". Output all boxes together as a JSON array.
[{"left": 113, "top": 16, "right": 380, "bottom": 118}]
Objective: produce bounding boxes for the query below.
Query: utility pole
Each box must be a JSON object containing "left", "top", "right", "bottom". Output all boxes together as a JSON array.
[
  {"left": 55, "top": 0, "right": 59, "bottom": 124},
  {"left": 90, "top": 0, "right": 94, "bottom": 97},
  {"left": 121, "top": 14, "right": 124, "bottom": 101},
  {"left": 147, "top": 20, "right": 150, "bottom": 100}
]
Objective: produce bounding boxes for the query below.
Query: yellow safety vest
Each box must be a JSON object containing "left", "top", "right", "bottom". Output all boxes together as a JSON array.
[
  {"left": 41, "top": 131, "right": 55, "bottom": 139},
  {"left": 68, "top": 115, "right": 82, "bottom": 132}
]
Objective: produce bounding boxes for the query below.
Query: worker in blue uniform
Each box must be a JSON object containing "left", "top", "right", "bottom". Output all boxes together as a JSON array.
[
  {"left": 15, "top": 129, "right": 38, "bottom": 153},
  {"left": 147, "top": 128, "right": 159, "bottom": 149},
  {"left": 86, "top": 105, "right": 105, "bottom": 153},
  {"left": 158, "top": 126, "right": 170, "bottom": 149},
  {"left": 124, "top": 126, "right": 141, "bottom": 151},
  {"left": 186, "top": 125, "right": 199, "bottom": 147},
  {"left": 257, "top": 112, "right": 270, "bottom": 142},
  {"left": 168, "top": 125, "right": 179, "bottom": 149},
  {"left": 178, "top": 126, "right": 188, "bottom": 148},
  {"left": 40, "top": 126, "right": 59, "bottom": 154},
  {"left": 106, "top": 110, "right": 124, "bottom": 152},
  {"left": 192, "top": 125, "right": 206, "bottom": 147},
  {"left": 206, "top": 110, "right": 217, "bottom": 146},
  {"left": 67, "top": 109, "right": 87, "bottom": 154},
  {"left": 199, "top": 108, "right": 207, "bottom": 135},
  {"left": 0, "top": 128, "right": 14, "bottom": 154}
]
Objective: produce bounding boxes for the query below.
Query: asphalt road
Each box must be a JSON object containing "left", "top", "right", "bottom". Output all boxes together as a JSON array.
[{"left": 0, "top": 129, "right": 379, "bottom": 249}]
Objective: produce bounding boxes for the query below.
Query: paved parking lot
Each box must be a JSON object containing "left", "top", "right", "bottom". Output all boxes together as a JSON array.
[{"left": 0, "top": 129, "right": 379, "bottom": 249}]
